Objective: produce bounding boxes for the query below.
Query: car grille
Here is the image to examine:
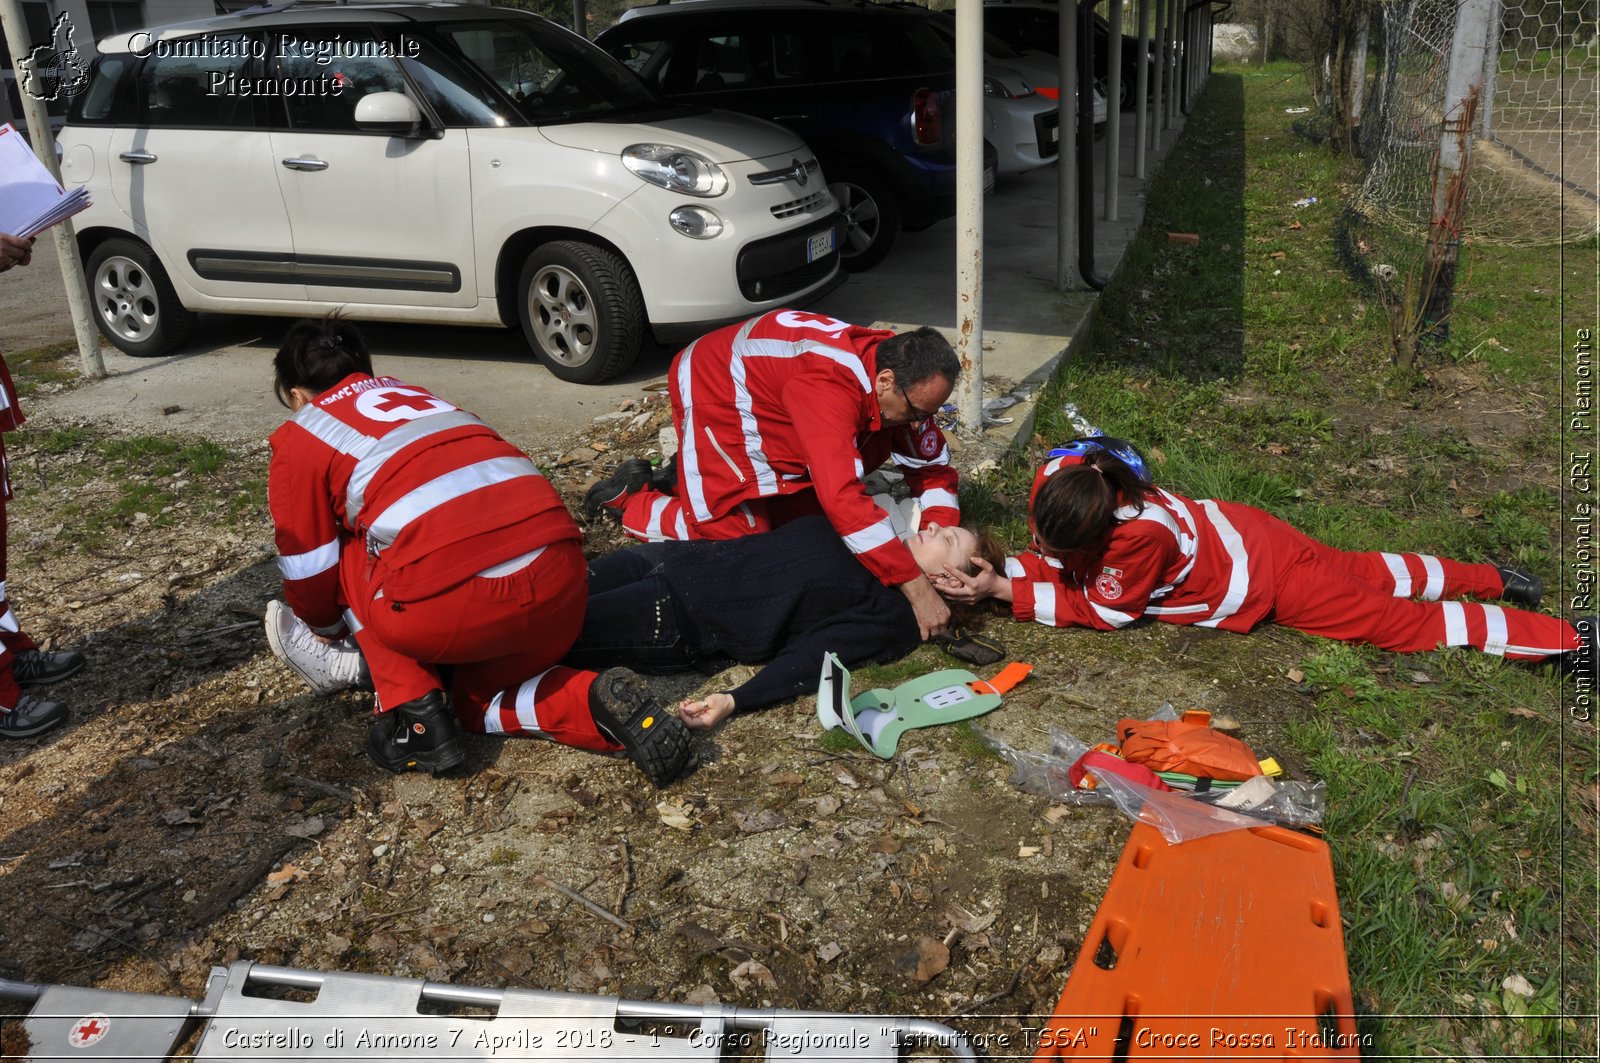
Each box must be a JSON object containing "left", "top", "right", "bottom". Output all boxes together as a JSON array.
[
  {"left": 1035, "top": 109, "right": 1060, "bottom": 159},
  {"left": 749, "top": 157, "right": 821, "bottom": 186},
  {"left": 771, "top": 190, "right": 830, "bottom": 220},
  {"left": 736, "top": 214, "right": 841, "bottom": 302},
  {"left": 740, "top": 257, "right": 836, "bottom": 302}
]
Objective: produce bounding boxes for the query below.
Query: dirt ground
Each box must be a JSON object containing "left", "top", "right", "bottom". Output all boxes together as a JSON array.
[{"left": 0, "top": 371, "right": 1323, "bottom": 1050}]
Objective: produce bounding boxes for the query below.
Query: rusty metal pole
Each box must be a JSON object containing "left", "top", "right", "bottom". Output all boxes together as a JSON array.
[
  {"left": 1103, "top": 0, "right": 1123, "bottom": 221},
  {"left": 0, "top": 0, "right": 104, "bottom": 379},
  {"left": 954, "top": 0, "right": 984, "bottom": 429},
  {"left": 1421, "top": 0, "right": 1495, "bottom": 343}
]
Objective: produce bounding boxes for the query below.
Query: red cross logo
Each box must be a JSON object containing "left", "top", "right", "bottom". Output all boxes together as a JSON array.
[
  {"left": 68, "top": 1013, "right": 110, "bottom": 1048},
  {"left": 373, "top": 392, "right": 440, "bottom": 414},
  {"left": 355, "top": 387, "right": 454, "bottom": 423}
]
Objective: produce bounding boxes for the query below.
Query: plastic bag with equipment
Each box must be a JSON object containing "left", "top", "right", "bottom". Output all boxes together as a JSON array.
[{"left": 976, "top": 720, "right": 1325, "bottom": 844}]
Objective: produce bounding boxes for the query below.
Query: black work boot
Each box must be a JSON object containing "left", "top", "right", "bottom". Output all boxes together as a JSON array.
[
  {"left": 367, "top": 690, "right": 466, "bottom": 775},
  {"left": 582, "top": 459, "right": 654, "bottom": 520},
  {"left": 1496, "top": 567, "right": 1543, "bottom": 609},
  {"left": 12, "top": 647, "right": 86, "bottom": 686},
  {"left": 651, "top": 454, "right": 679, "bottom": 493},
  {"left": 0, "top": 693, "right": 68, "bottom": 739},
  {"left": 587, "top": 667, "right": 694, "bottom": 788}
]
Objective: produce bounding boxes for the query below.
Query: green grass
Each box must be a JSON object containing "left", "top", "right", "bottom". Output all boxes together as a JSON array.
[
  {"left": 10, "top": 426, "right": 262, "bottom": 551},
  {"left": 1016, "top": 63, "right": 1596, "bottom": 1057}
]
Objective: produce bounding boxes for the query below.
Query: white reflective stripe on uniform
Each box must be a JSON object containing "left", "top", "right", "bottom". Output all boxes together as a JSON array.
[
  {"left": 482, "top": 668, "right": 554, "bottom": 736},
  {"left": 366, "top": 457, "right": 540, "bottom": 549},
  {"left": 1382, "top": 552, "right": 1411, "bottom": 597},
  {"left": 277, "top": 536, "right": 341, "bottom": 581},
  {"left": 346, "top": 410, "right": 485, "bottom": 522},
  {"left": 627, "top": 496, "right": 674, "bottom": 543},
  {"left": 1195, "top": 500, "right": 1251, "bottom": 628},
  {"left": 1420, "top": 555, "right": 1444, "bottom": 601},
  {"left": 917, "top": 487, "right": 959, "bottom": 511},
  {"left": 1146, "top": 603, "right": 1209, "bottom": 615},
  {"left": 1033, "top": 583, "right": 1059, "bottom": 625},
  {"left": 733, "top": 333, "right": 872, "bottom": 498},
  {"left": 842, "top": 516, "right": 897, "bottom": 556},
  {"left": 891, "top": 444, "right": 952, "bottom": 469},
  {"left": 293, "top": 405, "right": 377, "bottom": 459},
  {"left": 1004, "top": 557, "right": 1027, "bottom": 578},
  {"left": 1090, "top": 597, "right": 1137, "bottom": 627},
  {"left": 342, "top": 607, "right": 363, "bottom": 634},
  {"left": 0, "top": 578, "right": 7, "bottom": 600},
  {"left": 1042, "top": 456, "right": 1068, "bottom": 477},
  {"left": 1152, "top": 490, "right": 1201, "bottom": 585},
  {"left": 677, "top": 340, "right": 715, "bottom": 523},
  {"left": 1481, "top": 604, "right": 1509, "bottom": 656},
  {"left": 1440, "top": 601, "right": 1469, "bottom": 646},
  {"left": 0, "top": 604, "right": 17, "bottom": 634},
  {"left": 853, "top": 457, "right": 864, "bottom": 478},
  {"left": 477, "top": 544, "right": 547, "bottom": 578},
  {"left": 728, "top": 318, "right": 778, "bottom": 497}
]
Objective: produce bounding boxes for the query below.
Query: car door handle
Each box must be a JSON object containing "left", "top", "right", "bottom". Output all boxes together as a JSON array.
[
  {"left": 281, "top": 157, "right": 329, "bottom": 172},
  {"left": 772, "top": 114, "right": 809, "bottom": 121},
  {"left": 118, "top": 150, "right": 157, "bottom": 164}
]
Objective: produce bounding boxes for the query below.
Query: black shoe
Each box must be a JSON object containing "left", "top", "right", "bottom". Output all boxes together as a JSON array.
[
  {"left": 587, "top": 667, "right": 693, "bottom": 788},
  {"left": 0, "top": 693, "right": 68, "bottom": 738},
  {"left": 12, "top": 647, "right": 85, "bottom": 686},
  {"left": 1497, "top": 567, "right": 1543, "bottom": 609},
  {"left": 582, "top": 459, "right": 654, "bottom": 520},
  {"left": 651, "top": 455, "right": 679, "bottom": 494},
  {"left": 366, "top": 690, "right": 466, "bottom": 775}
]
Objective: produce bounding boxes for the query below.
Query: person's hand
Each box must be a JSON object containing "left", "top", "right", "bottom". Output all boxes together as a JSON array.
[
  {"left": 942, "top": 555, "right": 1012, "bottom": 605},
  {"left": 0, "top": 233, "right": 35, "bottom": 273},
  {"left": 679, "top": 691, "right": 736, "bottom": 730},
  {"left": 899, "top": 575, "right": 951, "bottom": 640}
]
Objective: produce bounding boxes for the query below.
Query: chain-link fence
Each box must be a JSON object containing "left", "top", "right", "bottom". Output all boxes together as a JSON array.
[{"left": 1355, "top": 0, "right": 1595, "bottom": 248}]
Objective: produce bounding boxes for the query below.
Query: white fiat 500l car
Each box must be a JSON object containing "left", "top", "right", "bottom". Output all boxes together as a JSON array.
[{"left": 57, "top": 3, "right": 842, "bottom": 383}]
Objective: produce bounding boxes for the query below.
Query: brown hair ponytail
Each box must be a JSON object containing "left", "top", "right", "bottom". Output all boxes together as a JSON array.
[{"left": 1032, "top": 450, "right": 1154, "bottom": 553}]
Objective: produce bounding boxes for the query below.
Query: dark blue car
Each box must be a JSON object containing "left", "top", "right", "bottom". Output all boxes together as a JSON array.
[{"left": 599, "top": 0, "right": 992, "bottom": 272}]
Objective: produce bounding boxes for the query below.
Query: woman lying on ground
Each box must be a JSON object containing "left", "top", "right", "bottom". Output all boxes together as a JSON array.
[
  {"left": 266, "top": 318, "right": 693, "bottom": 786},
  {"left": 561, "top": 512, "right": 1008, "bottom": 730},
  {"left": 940, "top": 439, "right": 1589, "bottom": 672},
  {"left": 269, "top": 509, "right": 1006, "bottom": 733}
]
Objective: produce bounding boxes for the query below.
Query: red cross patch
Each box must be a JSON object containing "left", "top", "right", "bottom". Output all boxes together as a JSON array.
[
  {"left": 68, "top": 1013, "right": 110, "bottom": 1048},
  {"left": 1094, "top": 573, "right": 1124, "bottom": 599},
  {"left": 917, "top": 426, "right": 940, "bottom": 458}
]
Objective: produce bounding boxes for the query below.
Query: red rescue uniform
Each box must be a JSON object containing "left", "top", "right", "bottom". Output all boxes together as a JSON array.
[
  {"left": 619, "top": 310, "right": 959, "bottom": 586},
  {"left": 0, "top": 355, "right": 39, "bottom": 708},
  {"left": 268, "top": 374, "right": 616, "bottom": 751},
  {"left": 1005, "top": 455, "right": 1580, "bottom": 662}
]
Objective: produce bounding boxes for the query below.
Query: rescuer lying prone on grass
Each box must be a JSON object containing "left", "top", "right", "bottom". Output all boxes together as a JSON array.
[{"left": 938, "top": 438, "right": 1591, "bottom": 675}]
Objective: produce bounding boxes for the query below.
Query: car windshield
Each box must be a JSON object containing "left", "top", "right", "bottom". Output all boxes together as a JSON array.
[{"left": 435, "top": 18, "right": 659, "bottom": 123}]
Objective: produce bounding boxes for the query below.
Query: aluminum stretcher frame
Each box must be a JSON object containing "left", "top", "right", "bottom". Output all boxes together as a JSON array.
[{"left": 0, "top": 960, "right": 978, "bottom": 1062}]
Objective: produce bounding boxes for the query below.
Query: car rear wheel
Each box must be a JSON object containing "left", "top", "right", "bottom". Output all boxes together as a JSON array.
[
  {"left": 517, "top": 240, "right": 644, "bottom": 385},
  {"left": 86, "top": 237, "right": 195, "bottom": 357},
  {"left": 828, "top": 165, "right": 901, "bottom": 272}
]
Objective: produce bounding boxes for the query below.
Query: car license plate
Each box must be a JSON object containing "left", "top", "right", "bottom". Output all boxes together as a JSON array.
[{"left": 807, "top": 228, "right": 835, "bottom": 263}]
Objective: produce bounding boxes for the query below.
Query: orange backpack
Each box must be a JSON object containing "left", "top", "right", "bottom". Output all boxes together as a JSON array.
[{"left": 1116, "top": 710, "right": 1262, "bottom": 781}]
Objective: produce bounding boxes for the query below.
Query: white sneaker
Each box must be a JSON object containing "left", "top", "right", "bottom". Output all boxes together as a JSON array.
[{"left": 264, "top": 600, "right": 370, "bottom": 695}]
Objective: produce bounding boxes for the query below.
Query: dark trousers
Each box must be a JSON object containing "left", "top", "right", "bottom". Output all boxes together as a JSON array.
[{"left": 563, "top": 546, "right": 720, "bottom": 675}]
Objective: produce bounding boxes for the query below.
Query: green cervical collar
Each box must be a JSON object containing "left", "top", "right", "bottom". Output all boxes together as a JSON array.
[{"left": 816, "top": 652, "right": 1003, "bottom": 759}]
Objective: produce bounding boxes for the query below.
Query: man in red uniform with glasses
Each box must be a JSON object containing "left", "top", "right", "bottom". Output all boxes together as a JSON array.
[{"left": 586, "top": 309, "right": 962, "bottom": 640}]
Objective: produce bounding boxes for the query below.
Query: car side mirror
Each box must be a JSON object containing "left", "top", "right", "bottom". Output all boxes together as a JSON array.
[{"left": 353, "top": 91, "right": 435, "bottom": 138}]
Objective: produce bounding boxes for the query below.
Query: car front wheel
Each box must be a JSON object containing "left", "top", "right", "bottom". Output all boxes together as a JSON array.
[
  {"left": 828, "top": 165, "right": 901, "bottom": 272},
  {"left": 86, "top": 237, "right": 195, "bottom": 357},
  {"left": 517, "top": 240, "right": 645, "bottom": 385}
]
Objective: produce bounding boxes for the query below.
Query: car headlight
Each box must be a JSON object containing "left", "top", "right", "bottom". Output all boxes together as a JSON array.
[
  {"left": 622, "top": 144, "right": 728, "bottom": 197},
  {"left": 983, "top": 76, "right": 1034, "bottom": 99},
  {"left": 669, "top": 206, "right": 724, "bottom": 239}
]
